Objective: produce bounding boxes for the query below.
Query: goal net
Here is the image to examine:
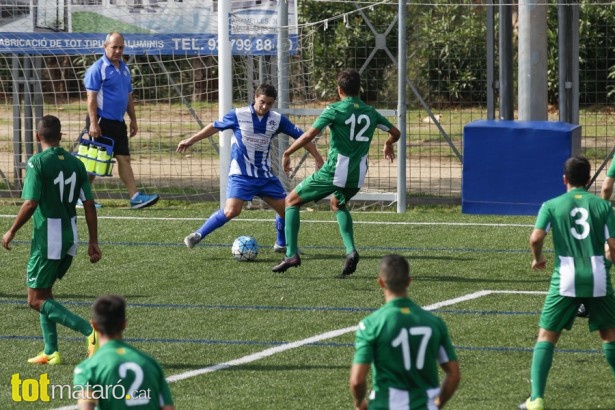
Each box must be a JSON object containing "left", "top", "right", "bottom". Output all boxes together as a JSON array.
[{"left": 0, "top": 1, "right": 417, "bottom": 207}]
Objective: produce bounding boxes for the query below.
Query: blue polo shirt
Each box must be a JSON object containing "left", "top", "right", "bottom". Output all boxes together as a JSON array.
[{"left": 83, "top": 55, "right": 133, "bottom": 122}]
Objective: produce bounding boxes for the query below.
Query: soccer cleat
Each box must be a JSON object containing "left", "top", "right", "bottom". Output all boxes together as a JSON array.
[
  {"left": 77, "top": 198, "right": 102, "bottom": 209},
  {"left": 130, "top": 193, "right": 159, "bottom": 209},
  {"left": 577, "top": 303, "right": 589, "bottom": 318},
  {"left": 184, "top": 232, "right": 202, "bottom": 249},
  {"left": 272, "top": 254, "right": 301, "bottom": 272},
  {"left": 28, "top": 351, "right": 62, "bottom": 365},
  {"left": 518, "top": 397, "right": 544, "bottom": 410},
  {"left": 339, "top": 250, "right": 360, "bottom": 278},
  {"left": 87, "top": 329, "right": 99, "bottom": 358},
  {"left": 273, "top": 243, "right": 287, "bottom": 253}
]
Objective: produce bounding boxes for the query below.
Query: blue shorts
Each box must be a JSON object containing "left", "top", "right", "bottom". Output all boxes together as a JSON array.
[{"left": 227, "top": 175, "right": 286, "bottom": 201}]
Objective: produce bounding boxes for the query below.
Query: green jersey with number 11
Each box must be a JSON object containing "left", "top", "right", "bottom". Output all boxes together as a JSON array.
[
  {"left": 21, "top": 146, "right": 93, "bottom": 260},
  {"left": 312, "top": 96, "right": 394, "bottom": 189},
  {"left": 353, "top": 297, "right": 457, "bottom": 410},
  {"left": 534, "top": 187, "right": 615, "bottom": 298}
]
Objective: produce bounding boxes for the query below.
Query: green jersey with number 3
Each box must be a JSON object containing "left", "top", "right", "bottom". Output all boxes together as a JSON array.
[
  {"left": 73, "top": 339, "right": 174, "bottom": 410},
  {"left": 21, "top": 146, "right": 93, "bottom": 260},
  {"left": 312, "top": 96, "right": 394, "bottom": 189},
  {"left": 353, "top": 297, "right": 457, "bottom": 410},
  {"left": 534, "top": 187, "right": 615, "bottom": 297}
]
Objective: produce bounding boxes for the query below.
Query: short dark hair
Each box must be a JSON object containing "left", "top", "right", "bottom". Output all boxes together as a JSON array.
[
  {"left": 36, "top": 115, "right": 61, "bottom": 142},
  {"left": 255, "top": 83, "right": 277, "bottom": 100},
  {"left": 379, "top": 254, "right": 410, "bottom": 293},
  {"left": 92, "top": 295, "right": 126, "bottom": 336},
  {"left": 564, "top": 156, "right": 590, "bottom": 187},
  {"left": 337, "top": 69, "right": 361, "bottom": 97}
]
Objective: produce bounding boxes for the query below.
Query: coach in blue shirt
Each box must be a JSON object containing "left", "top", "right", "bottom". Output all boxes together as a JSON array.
[{"left": 83, "top": 32, "right": 159, "bottom": 209}]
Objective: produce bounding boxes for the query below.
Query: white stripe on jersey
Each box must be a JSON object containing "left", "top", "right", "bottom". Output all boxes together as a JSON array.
[
  {"left": 68, "top": 216, "right": 78, "bottom": 257},
  {"left": 590, "top": 255, "right": 607, "bottom": 296},
  {"left": 358, "top": 154, "right": 368, "bottom": 187},
  {"left": 388, "top": 387, "right": 409, "bottom": 410},
  {"left": 48, "top": 218, "right": 62, "bottom": 260},
  {"left": 559, "top": 256, "right": 576, "bottom": 296},
  {"left": 333, "top": 154, "right": 349, "bottom": 187}
]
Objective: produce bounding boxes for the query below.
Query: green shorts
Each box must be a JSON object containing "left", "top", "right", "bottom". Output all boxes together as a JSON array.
[
  {"left": 295, "top": 171, "right": 360, "bottom": 206},
  {"left": 539, "top": 293, "right": 615, "bottom": 332},
  {"left": 26, "top": 252, "right": 73, "bottom": 289}
]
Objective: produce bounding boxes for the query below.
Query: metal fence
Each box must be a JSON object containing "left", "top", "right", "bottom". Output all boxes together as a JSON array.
[{"left": 0, "top": 1, "right": 613, "bottom": 207}]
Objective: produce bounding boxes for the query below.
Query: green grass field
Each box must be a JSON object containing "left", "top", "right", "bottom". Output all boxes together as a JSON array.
[{"left": 0, "top": 202, "right": 613, "bottom": 409}]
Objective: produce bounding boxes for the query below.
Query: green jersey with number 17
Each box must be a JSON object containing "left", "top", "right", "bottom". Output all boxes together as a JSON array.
[
  {"left": 21, "top": 146, "right": 93, "bottom": 260},
  {"left": 353, "top": 297, "right": 457, "bottom": 410},
  {"left": 534, "top": 187, "right": 615, "bottom": 297},
  {"left": 312, "top": 96, "right": 394, "bottom": 189}
]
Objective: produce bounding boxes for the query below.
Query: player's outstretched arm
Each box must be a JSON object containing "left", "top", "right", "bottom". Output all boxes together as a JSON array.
[
  {"left": 601, "top": 176, "right": 615, "bottom": 201},
  {"left": 282, "top": 127, "right": 321, "bottom": 173},
  {"left": 436, "top": 360, "right": 460, "bottom": 409},
  {"left": 83, "top": 200, "right": 101, "bottom": 263},
  {"left": 349, "top": 363, "right": 369, "bottom": 410},
  {"left": 303, "top": 141, "right": 324, "bottom": 170},
  {"left": 383, "top": 126, "right": 401, "bottom": 162},
  {"left": 176, "top": 123, "right": 219, "bottom": 153},
  {"left": 2, "top": 200, "right": 37, "bottom": 250},
  {"left": 530, "top": 229, "right": 547, "bottom": 270}
]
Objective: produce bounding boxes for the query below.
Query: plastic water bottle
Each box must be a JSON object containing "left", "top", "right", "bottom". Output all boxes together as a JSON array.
[
  {"left": 77, "top": 142, "right": 89, "bottom": 166},
  {"left": 95, "top": 147, "right": 110, "bottom": 175},
  {"left": 86, "top": 145, "right": 98, "bottom": 173}
]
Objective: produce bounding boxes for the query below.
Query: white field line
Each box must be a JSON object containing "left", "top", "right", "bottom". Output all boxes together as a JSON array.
[
  {"left": 0, "top": 214, "right": 533, "bottom": 228},
  {"left": 51, "top": 289, "right": 543, "bottom": 410}
]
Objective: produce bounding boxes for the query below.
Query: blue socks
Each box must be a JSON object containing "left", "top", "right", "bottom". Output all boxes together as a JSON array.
[
  {"left": 275, "top": 214, "right": 285, "bottom": 246},
  {"left": 197, "top": 209, "right": 230, "bottom": 238}
]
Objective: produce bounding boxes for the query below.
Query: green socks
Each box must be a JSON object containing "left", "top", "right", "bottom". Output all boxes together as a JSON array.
[
  {"left": 603, "top": 341, "right": 615, "bottom": 375},
  {"left": 335, "top": 208, "right": 355, "bottom": 254},
  {"left": 40, "top": 313, "right": 58, "bottom": 355},
  {"left": 530, "top": 341, "right": 555, "bottom": 400},
  {"left": 40, "top": 299, "right": 92, "bottom": 337},
  {"left": 285, "top": 206, "right": 300, "bottom": 257}
]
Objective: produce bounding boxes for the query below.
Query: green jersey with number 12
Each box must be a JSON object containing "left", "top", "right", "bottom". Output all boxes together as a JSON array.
[
  {"left": 312, "top": 96, "right": 394, "bottom": 189},
  {"left": 534, "top": 187, "right": 615, "bottom": 297},
  {"left": 21, "top": 146, "right": 93, "bottom": 260},
  {"left": 353, "top": 297, "right": 457, "bottom": 410}
]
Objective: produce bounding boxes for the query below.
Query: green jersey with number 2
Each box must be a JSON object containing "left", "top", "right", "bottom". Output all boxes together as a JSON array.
[
  {"left": 73, "top": 339, "right": 174, "bottom": 410},
  {"left": 534, "top": 187, "right": 615, "bottom": 297},
  {"left": 312, "top": 96, "right": 394, "bottom": 189}
]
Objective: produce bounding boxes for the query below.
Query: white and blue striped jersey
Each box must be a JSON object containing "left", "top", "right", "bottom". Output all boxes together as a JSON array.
[{"left": 214, "top": 105, "right": 304, "bottom": 178}]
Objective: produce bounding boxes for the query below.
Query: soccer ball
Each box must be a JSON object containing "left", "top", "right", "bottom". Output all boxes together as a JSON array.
[{"left": 231, "top": 236, "right": 259, "bottom": 261}]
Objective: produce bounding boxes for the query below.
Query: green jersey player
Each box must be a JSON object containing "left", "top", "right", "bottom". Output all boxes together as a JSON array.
[
  {"left": 350, "top": 254, "right": 460, "bottom": 410},
  {"left": 2, "top": 115, "right": 102, "bottom": 365},
  {"left": 520, "top": 156, "right": 615, "bottom": 410},
  {"left": 74, "top": 295, "right": 175, "bottom": 410},
  {"left": 272, "top": 69, "right": 401, "bottom": 277}
]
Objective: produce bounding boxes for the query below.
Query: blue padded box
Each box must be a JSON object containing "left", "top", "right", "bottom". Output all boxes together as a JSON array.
[{"left": 462, "top": 120, "right": 581, "bottom": 215}]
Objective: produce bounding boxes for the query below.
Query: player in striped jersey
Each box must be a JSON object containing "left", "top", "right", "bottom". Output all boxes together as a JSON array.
[
  {"left": 176, "top": 83, "right": 323, "bottom": 251},
  {"left": 520, "top": 156, "right": 615, "bottom": 410}
]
